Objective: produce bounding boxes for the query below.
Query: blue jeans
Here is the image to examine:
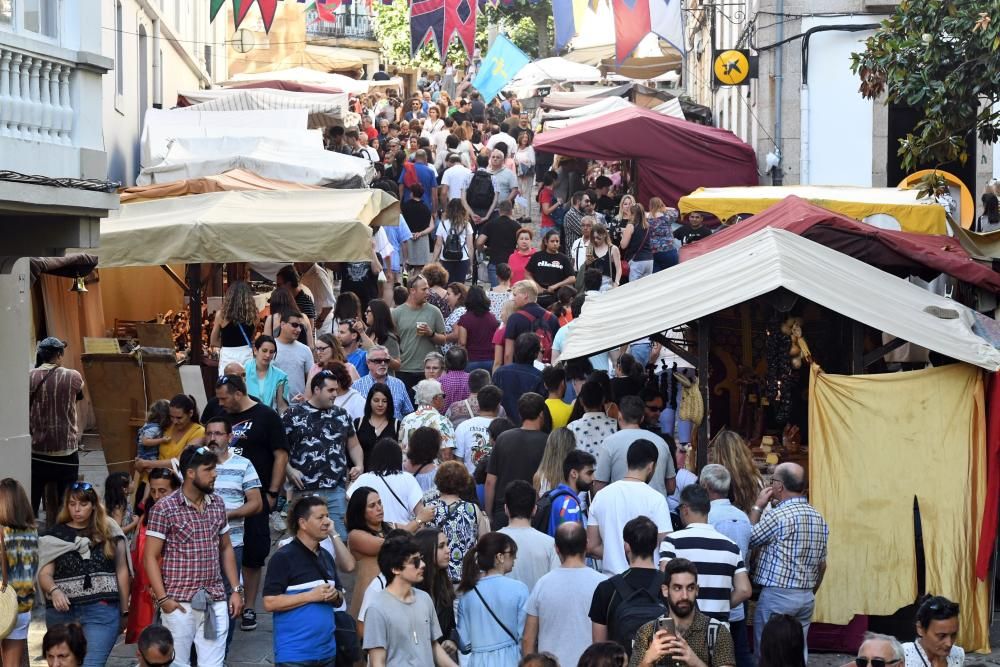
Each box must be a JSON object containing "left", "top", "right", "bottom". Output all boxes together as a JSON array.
[
  {"left": 660, "top": 407, "right": 693, "bottom": 444},
  {"left": 224, "top": 545, "right": 244, "bottom": 654},
  {"left": 487, "top": 263, "right": 500, "bottom": 288},
  {"left": 629, "top": 341, "right": 652, "bottom": 367},
  {"left": 652, "top": 248, "right": 679, "bottom": 273},
  {"left": 754, "top": 586, "right": 815, "bottom": 663},
  {"left": 466, "top": 359, "right": 494, "bottom": 373},
  {"left": 47, "top": 600, "right": 121, "bottom": 667},
  {"left": 730, "top": 615, "right": 753, "bottom": 667},
  {"left": 295, "top": 487, "right": 348, "bottom": 541}
]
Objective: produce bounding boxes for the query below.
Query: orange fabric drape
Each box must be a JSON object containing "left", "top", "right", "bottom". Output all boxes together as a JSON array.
[
  {"left": 39, "top": 275, "right": 108, "bottom": 430},
  {"left": 810, "top": 364, "right": 990, "bottom": 652}
]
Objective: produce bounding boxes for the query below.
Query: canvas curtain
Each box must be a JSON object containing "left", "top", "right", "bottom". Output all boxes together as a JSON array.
[{"left": 809, "top": 364, "right": 990, "bottom": 652}]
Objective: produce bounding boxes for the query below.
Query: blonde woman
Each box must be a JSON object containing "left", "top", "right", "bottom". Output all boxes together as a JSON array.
[
  {"left": 533, "top": 428, "right": 577, "bottom": 495},
  {"left": 648, "top": 196, "right": 679, "bottom": 273},
  {"left": 583, "top": 221, "right": 622, "bottom": 291},
  {"left": 620, "top": 202, "right": 653, "bottom": 281},
  {"left": 709, "top": 429, "right": 764, "bottom": 515},
  {"left": 610, "top": 194, "right": 635, "bottom": 247},
  {"left": 210, "top": 281, "right": 259, "bottom": 375}
]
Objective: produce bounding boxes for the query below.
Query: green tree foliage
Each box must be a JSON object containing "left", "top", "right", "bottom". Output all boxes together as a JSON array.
[
  {"left": 851, "top": 0, "right": 1000, "bottom": 171},
  {"left": 483, "top": 0, "right": 554, "bottom": 58}
]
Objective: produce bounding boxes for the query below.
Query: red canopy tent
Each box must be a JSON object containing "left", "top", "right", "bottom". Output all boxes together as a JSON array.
[
  {"left": 682, "top": 196, "right": 1000, "bottom": 292},
  {"left": 532, "top": 106, "right": 758, "bottom": 207}
]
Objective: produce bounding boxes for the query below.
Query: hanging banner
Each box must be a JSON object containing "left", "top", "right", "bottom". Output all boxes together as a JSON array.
[
  {"left": 210, "top": 0, "right": 282, "bottom": 33},
  {"left": 612, "top": 0, "right": 651, "bottom": 63},
  {"left": 443, "top": 0, "right": 477, "bottom": 61},
  {"left": 410, "top": 0, "right": 447, "bottom": 58}
]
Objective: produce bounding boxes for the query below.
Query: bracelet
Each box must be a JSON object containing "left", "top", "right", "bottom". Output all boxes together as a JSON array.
[
  {"left": 752, "top": 505, "right": 762, "bottom": 513},
  {"left": 47, "top": 586, "right": 62, "bottom": 597},
  {"left": 155, "top": 595, "right": 170, "bottom": 607}
]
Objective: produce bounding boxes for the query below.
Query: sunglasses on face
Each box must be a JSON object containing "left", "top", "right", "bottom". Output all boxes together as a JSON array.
[
  {"left": 141, "top": 651, "right": 176, "bottom": 667},
  {"left": 316, "top": 345, "right": 331, "bottom": 352},
  {"left": 854, "top": 660, "right": 901, "bottom": 667},
  {"left": 645, "top": 404, "right": 663, "bottom": 412},
  {"left": 368, "top": 358, "right": 390, "bottom": 364},
  {"left": 287, "top": 322, "right": 303, "bottom": 329},
  {"left": 405, "top": 556, "right": 424, "bottom": 568}
]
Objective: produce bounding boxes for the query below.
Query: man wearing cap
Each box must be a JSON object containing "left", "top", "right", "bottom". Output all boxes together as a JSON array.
[{"left": 29, "top": 337, "right": 85, "bottom": 519}]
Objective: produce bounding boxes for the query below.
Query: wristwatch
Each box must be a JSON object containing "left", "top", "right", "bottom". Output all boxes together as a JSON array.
[{"left": 235, "top": 585, "right": 245, "bottom": 595}]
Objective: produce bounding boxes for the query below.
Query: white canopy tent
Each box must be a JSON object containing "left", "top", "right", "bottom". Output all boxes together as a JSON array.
[
  {"left": 176, "top": 88, "right": 358, "bottom": 128},
  {"left": 136, "top": 136, "right": 375, "bottom": 188},
  {"left": 81, "top": 189, "right": 399, "bottom": 267},
  {"left": 223, "top": 67, "right": 404, "bottom": 95},
  {"left": 541, "top": 96, "right": 684, "bottom": 129},
  {"left": 561, "top": 228, "right": 1000, "bottom": 371},
  {"left": 512, "top": 57, "right": 602, "bottom": 85},
  {"left": 140, "top": 108, "right": 312, "bottom": 169}
]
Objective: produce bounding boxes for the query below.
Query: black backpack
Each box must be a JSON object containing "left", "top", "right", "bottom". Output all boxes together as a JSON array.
[
  {"left": 442, "top": 221, "right": 465, "bottom": 261},
  {"left": 608, "top": 574, "right": 667, "bottom": 653},
  {"left": 531, "top": 488, "right": 575, "bottom": 535},
  {"left": 467, "top": 169, "right": 495, "bottom": 210}
]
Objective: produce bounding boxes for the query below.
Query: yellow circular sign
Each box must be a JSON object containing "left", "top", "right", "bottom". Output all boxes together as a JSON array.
[{"left": 714, "top": 50, "right": 750, "bottom": 85}]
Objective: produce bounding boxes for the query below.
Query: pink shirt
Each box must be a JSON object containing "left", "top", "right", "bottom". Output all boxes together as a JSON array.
[{"left": 507, "top": 249, "right": 536, "bottom": 283}]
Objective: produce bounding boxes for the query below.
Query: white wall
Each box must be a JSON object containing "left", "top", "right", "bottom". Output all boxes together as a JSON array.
[
  {"left": 801, "top": 16, "right": 876, "bottom": 186},
  {"left": 0, "top": 260, "right": 33, "bottom": 491},
  {"left": 101, "top": 0, "right": 221, "bottom": 186}
]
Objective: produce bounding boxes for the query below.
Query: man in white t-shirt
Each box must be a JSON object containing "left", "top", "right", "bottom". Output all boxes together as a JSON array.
[
  {"left": 453, "top": 385, "right": 502, "bottom": 472},
  {"left": 524, "top": 523, "right": 606, "bottom": 667},
  {"left": 440, "top": 154, "right": 472, "bottom": 206},
  {"left": 587, "top": 439, "right": 673, "bottom": 574},
  {"left": 498, "top": 480, "right": 559, "bottom": 591}
]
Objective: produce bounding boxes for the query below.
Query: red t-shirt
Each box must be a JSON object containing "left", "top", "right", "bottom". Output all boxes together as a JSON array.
[
  {"left": 507, "top": 249, "right": 537, "bottom": 283},
  {"left": 538, "top": 186, "right": 555, "bottom": 227}
]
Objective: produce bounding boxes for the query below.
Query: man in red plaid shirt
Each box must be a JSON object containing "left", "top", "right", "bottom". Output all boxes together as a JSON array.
[{"left": 145, "top": 445, "right": 244, "bottom": 667}]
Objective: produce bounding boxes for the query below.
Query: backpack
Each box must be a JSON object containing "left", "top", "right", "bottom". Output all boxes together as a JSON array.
[
  {"left": 520, "top": 308, "right": 555, "bottom": 364},
  {"left": 531, "top": 488, "right": 575, "bottom": 535},
  {"left": 402, "top": 160, "right": 420, "bottom": 189},
  {"left": 442, "top": 221, "right": 465, "bottom": 261},
  {"left": 608, "top": 574, "right": 667, "bottom": 652},
  {"left": 549, "top": 203, "right": 568, "bottom": 227},
  {"left": 467, "top": 169, "right": 495, "bottom": 210}
]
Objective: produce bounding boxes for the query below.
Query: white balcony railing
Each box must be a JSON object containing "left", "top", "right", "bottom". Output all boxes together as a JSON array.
[{"left": 0, "top": 44, "right": 73, "bottom": 145}]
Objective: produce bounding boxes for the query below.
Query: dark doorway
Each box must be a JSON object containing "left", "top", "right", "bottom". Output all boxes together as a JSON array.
[{"left": 886, "top": 104, "right": 976, "bottom": 198}]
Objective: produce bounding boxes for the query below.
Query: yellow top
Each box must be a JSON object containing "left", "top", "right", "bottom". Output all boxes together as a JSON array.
[
  {"left": 159, "top": 422, "right": 206, "bottom": 461},
  {"left": 545, "top": 398, "right": 574, "bottom": 430}
]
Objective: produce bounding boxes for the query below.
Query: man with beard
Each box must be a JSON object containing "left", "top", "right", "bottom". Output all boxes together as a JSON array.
[
  {"left": 541, "top": 449, "right": 596, "bottom": 535},
  {"left": 145, "top": 445, "right": 244, "bottom": 667},
  {"left": 282, "top": 371, "right": 364, "bottom": 541},
  {"left": 630, "top": 558, "right": 736, "bottom": 667}
]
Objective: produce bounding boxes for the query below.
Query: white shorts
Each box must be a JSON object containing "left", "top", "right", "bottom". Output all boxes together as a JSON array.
[{"left": 7, "top": 610, "right": 31, "bottom": 640}]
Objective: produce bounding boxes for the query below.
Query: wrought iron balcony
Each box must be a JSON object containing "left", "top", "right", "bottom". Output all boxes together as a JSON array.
[{"left": 306, "top": 10, "right": 376, "bottom": 41}]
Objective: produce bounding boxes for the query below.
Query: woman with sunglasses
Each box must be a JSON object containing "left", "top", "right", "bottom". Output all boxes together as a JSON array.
[
  {"left": 242, "top": 335, "right": 289, "bottom": 413},
  {"left": 0, "top": 478, "right": 38, "bottom": 667},
  {"left": 38, "top": 482, "right": 130, "bottom": 667},
  {"left": 364, "top": 298, "right": 402, "bottom": 371},
  {"left": 134, "top": 395, "right": 204, "bottom": 474},
  {"left": 306, "top": 332, "right": 360, "bottom": 401},
  {"left": 354, "top": 383, "right": 400, "bottom": 470},
  {"left": 456, "top": 531, "right": 527, "bottom": 665},
  {"left": 125, "top": 468, "right": 179, "bottom": 644},
  {"left": 903, "top": 596, "right": 963, "bottom": 667}
]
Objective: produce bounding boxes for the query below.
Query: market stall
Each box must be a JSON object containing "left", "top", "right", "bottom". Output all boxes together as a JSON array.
[
  {"left": 174, "top": 87, "right": 356, "bottom": 129},
  {"left": 533, "top": 106, "right": 758, "bottom": 207},
  {"left": 679, "top": 184, "right": 947, "bottom": 235},
  {"left": 561, "top": 227, "right": 1000, "bottom": 652}
]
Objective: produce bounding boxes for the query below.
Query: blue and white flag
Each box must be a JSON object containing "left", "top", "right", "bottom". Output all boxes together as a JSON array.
[{"left": 472, "top": 35, "right": 530, "bottom": 102}]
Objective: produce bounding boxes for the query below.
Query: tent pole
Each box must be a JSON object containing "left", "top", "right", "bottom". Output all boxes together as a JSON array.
[
  {"left": 696, "top": 316, "right": 711, "bottom": 472},
  {"left": 850, "top": 320, "right": 864, "bottom": 375},
  {"left": 186, "top": 264, "right": 203, "bottom": 366}
]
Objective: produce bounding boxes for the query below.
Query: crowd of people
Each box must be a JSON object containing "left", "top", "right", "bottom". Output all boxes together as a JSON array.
[{"left": 16, "top": 75, "right": 975, "bottom": 667}]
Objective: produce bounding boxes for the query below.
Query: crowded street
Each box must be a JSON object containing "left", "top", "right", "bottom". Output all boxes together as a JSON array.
[{"left": 4, "top": 1, "right": 1000, "bottom": 667}]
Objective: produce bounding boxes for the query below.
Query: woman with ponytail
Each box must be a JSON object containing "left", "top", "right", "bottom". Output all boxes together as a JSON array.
[{"left": 456, "top": 532, "right": 528, "bottom": 666}]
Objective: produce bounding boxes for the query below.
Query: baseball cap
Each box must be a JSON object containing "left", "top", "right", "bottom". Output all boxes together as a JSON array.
[{"left": 37, "top": 337, "right": 67, "bottom": 352}]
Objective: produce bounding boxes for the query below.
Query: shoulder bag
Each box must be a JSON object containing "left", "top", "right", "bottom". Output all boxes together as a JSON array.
[
  {"left": 472, "top": 585, "right": 517, "bottom": 642},
  {"left": 0, "top": 530, "right": 19, "bottom": 639},
  {"left": 376, "top": 473, "right": 415, "bottom": 520},
  {"left": 298, "top": 540, "right": 361, "bottom": 666}
]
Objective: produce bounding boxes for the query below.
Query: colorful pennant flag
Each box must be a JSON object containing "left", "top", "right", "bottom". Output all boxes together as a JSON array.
[
  {"left": 209, "top": 0, "right": 280, "bottom": 33},
  {"left": 612, "top": 0, "right": 650, "bottom": 63},
  {"left": 313, "top": 0, "right": 341, "bottom": 22},
  {"left": 472, "top": 34, "right": 529, "bottom": 102},
  {"left": 410, "top": 0, "right": 447, "bottom": 57},
  {"left": 553, "top": 0, "right": 589, "bottom": 51},
  {"left": 443, "top": 0, "right": 477, "bottom": 60},
  {"left": 650, "top": 0, "right": 685, "bottom": 54}
]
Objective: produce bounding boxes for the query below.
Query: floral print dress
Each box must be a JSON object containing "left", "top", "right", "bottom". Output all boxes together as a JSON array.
[{"left": 431, "top": 499, "right": 479, "bottom": 583}]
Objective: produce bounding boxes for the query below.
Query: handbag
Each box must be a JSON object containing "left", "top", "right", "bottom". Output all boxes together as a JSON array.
[
  {"left": 621, "top": 226, "right": 650, "bottom": 280},
  {"left": 0, "top": 530, "right": 19, "bottom": 640},
  {"left": 472, "top": 586, "right": 517, "bottom": 642}
]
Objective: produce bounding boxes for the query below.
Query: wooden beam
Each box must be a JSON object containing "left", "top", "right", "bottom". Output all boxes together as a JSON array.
[
  {"left": 862, "top": 336, "right": 908, "bottom": 369},
  {"left": 663, "top": 340, "right": 698, "bottom": 367},
  {"left": 160, "top": 265, "right": 189, "bottom": 293},
  {"left": 696, "top": 316, "right": 711, "bottom": 473}
]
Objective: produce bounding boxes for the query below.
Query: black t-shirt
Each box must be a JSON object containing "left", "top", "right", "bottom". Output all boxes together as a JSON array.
[
  {"left": 470, "top": 100, "right": 487, "bottom": 123},
  {"left": 676, "top": 225, "right": 714, "bottom": 246},
  {"left": 511, "top": 126, "right": 535, "bottom": 144},
  {"left": 201, "top": 395, "right": 261, "bottom": 424},
  {"left": 525, "top": 251, "right": 574, "bottom": 288},
  {"left": 481, "top": 215, "right": 521, "bottom": 264},
  {"left": 341, "top": 262, "right": 380, "bottom": 311},
  {"left": 401, "top": 199, "right": 434, "bottom": 253},
  {"left": 451, "top": 110, "right": 471, "bottom": 125},
  {"left": 596, "top": 195, "right": 617, "bottom": 218},
  {"left": 228, "top": 401, "right": 288, "bottom": 491},
  {"left": 588, "top": 567, "right": 663, "bottom": 628},
  {"left": 486, "top": 427, "right": 549, "bottom": 517}
]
